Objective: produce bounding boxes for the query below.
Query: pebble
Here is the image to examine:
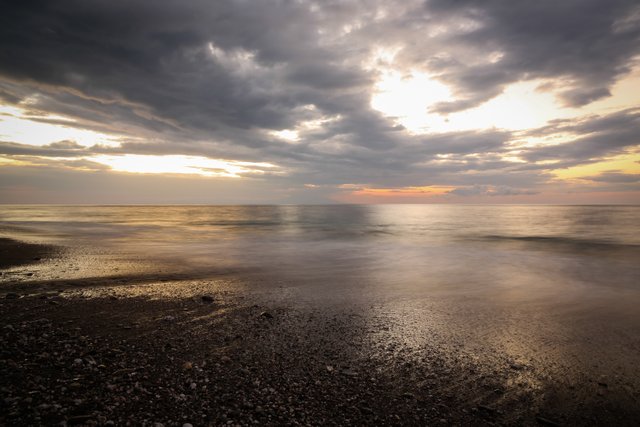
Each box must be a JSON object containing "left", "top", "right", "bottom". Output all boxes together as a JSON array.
[
  {"left": 536, "top": 416, "right": 560, "bottom": 426},
  {"left": 0, "top": 279, "right": 626, "bottom": 426}
]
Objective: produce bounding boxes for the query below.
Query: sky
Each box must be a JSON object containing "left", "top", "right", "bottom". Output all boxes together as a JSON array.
[{"left": 0, "top": 0, "right": 639, "bottom": 204}]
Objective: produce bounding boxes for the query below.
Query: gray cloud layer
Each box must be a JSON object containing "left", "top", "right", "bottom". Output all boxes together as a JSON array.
[{"left": 1, "top": 0, "right": 639, "bottom": 202}]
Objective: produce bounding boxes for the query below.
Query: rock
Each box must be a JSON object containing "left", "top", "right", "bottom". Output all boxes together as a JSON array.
[
  {"left": 341, "top": 369, "right": 358, "bottom": 377},
  {"left": 359, "top": 406, "right": 373, "bottom": 414},
  {"left": 5, "top": 293, "right": 19, "bottom": 299},
  {"left": 67, "top": 415, "right": 93, "bottom": 425},
  {"left": 183, "top": 361, "right": 193, "bottom": 370},
  {"left": 201, "top": 295, "right": 215, "bottom": 303},
  {"left": 182, "top": 423, "right": 194, "bottom": 427},
  {"left": 220, "top": 355, "right": 231, "bottom": 364},
  {"left": 478, "top": 404, "right": 496, "bottom": 414},
  {"left": 259, "top": 311, "right": 273, "bottom": 319},
  {"left": 162, "top": 316, "right": 175, "bottom": 322},
  {"left": 536, "top": 415, "right": 560, "bottom": 426}
]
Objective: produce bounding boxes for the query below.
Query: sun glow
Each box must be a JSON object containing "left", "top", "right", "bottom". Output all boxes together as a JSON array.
[
  {"left": 370, "top": 71, "right": 452, "bottom": 133},
  {"left": 0, "top": 105, "right": 122, "bottom": 147},
  {"left": 89, "top": 154, "right": 279, "bottom": 178},
  {"left": 552, "top": 153, "right": 640, "bottom": 180},
  {"left": 270, "top": 129, "right": 300, "bottom": 142},
  {"left": 352, "top": 185, "right": 455, "bottom": 196},
  {"left": 371, "top": 72, "right": 576, "bottom": 134},
  {"left": 333, "top": 185, "right": 456, "bottom": 203}
]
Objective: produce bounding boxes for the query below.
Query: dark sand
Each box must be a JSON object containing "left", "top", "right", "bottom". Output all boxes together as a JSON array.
[
  {"left": 1, "top": 239, "right": 639, "bottom": 426},
  {"left": 0, "top": 238, "right": 57, "bottom": 269}
]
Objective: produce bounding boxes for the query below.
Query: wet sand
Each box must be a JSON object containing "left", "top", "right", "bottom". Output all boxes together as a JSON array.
[{"left": 1, "top": 238, "right": 640, "bottom": 426}]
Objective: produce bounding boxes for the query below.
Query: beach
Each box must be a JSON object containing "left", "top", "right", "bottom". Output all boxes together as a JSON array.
[{"left": 1, "top": 205, "right": 640, "bottom": 425}]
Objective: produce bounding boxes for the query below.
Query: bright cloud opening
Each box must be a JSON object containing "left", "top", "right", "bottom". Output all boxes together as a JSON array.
[
  {"left": 89, "top": 154, "right": 280, "bottom": 178},
  {"left": 0, "top": 105, "right": 123, "bottom": 147},
  {"left": 371, "top": 72, "right": 577, "bottom": 134}
]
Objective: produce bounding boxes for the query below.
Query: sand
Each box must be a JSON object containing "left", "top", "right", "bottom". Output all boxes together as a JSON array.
[{"left": 1, "top": 238, "right": 639, "bottom": 426}]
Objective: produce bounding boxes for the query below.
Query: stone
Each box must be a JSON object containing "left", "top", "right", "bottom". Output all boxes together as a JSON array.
[{"left": 536, "top": 416, "right": 560, "bottom": 426}]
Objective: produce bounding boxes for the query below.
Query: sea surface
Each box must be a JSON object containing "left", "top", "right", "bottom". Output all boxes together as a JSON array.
[
  {"left": 1, "top": 204, "right": 638, "bottom": 299},
  {"left": 1, "top": 204, "right": 640, "bottom": 390}
]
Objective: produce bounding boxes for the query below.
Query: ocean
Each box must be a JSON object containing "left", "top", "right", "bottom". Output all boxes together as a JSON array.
[{"left": 1, "top": 204, "right": 638, "bottom": 301}]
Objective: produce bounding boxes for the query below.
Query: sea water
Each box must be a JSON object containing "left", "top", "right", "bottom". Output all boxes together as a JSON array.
[{"left": 1, "top": 204, "right": 638, "bottom": 300}]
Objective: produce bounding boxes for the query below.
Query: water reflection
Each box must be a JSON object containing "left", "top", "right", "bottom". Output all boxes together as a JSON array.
[{"left": 1, "top": 205, "right": 638, "bottom": 294}]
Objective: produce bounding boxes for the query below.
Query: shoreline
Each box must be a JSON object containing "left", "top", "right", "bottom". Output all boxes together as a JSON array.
[{"left": 1, "top": 238, "right": 640, "bottom": 425}]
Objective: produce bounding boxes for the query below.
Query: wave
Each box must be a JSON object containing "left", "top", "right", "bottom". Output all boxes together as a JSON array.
[{"left": 478, "top": 235, "right": 640, "bottom": 251}]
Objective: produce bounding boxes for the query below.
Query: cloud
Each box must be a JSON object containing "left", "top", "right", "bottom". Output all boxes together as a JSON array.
[
  {"left": 522, "top": 108, "right": 640, "bottom": 163},
  {"left": 448, "top": 185, "right": 538, "bottom": 197},
  {"left": 0, "top": 0, "right": 638, "bottom": 203},
  {"left": 418, "top": 0, "right": 640, "bottom": 111},
  {"left": 581, "top": 171, "right": 640, "bottom": 183},
  {"left": 0, "top": 140, "right": 89, "bottom": 157}
]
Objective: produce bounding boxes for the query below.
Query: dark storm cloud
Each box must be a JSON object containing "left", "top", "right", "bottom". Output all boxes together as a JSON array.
[
  {"left": 0, "top": 0, "right": 377, "bottom": 134},
  {"left": 0, "top": 0, "right": 639, "bottom": 202},
  {"left": 419, "top": 0, "right": 640, "bottom": 112},
  {"left": 523, "top": 108, "right": 640, "bottom": 163}
]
